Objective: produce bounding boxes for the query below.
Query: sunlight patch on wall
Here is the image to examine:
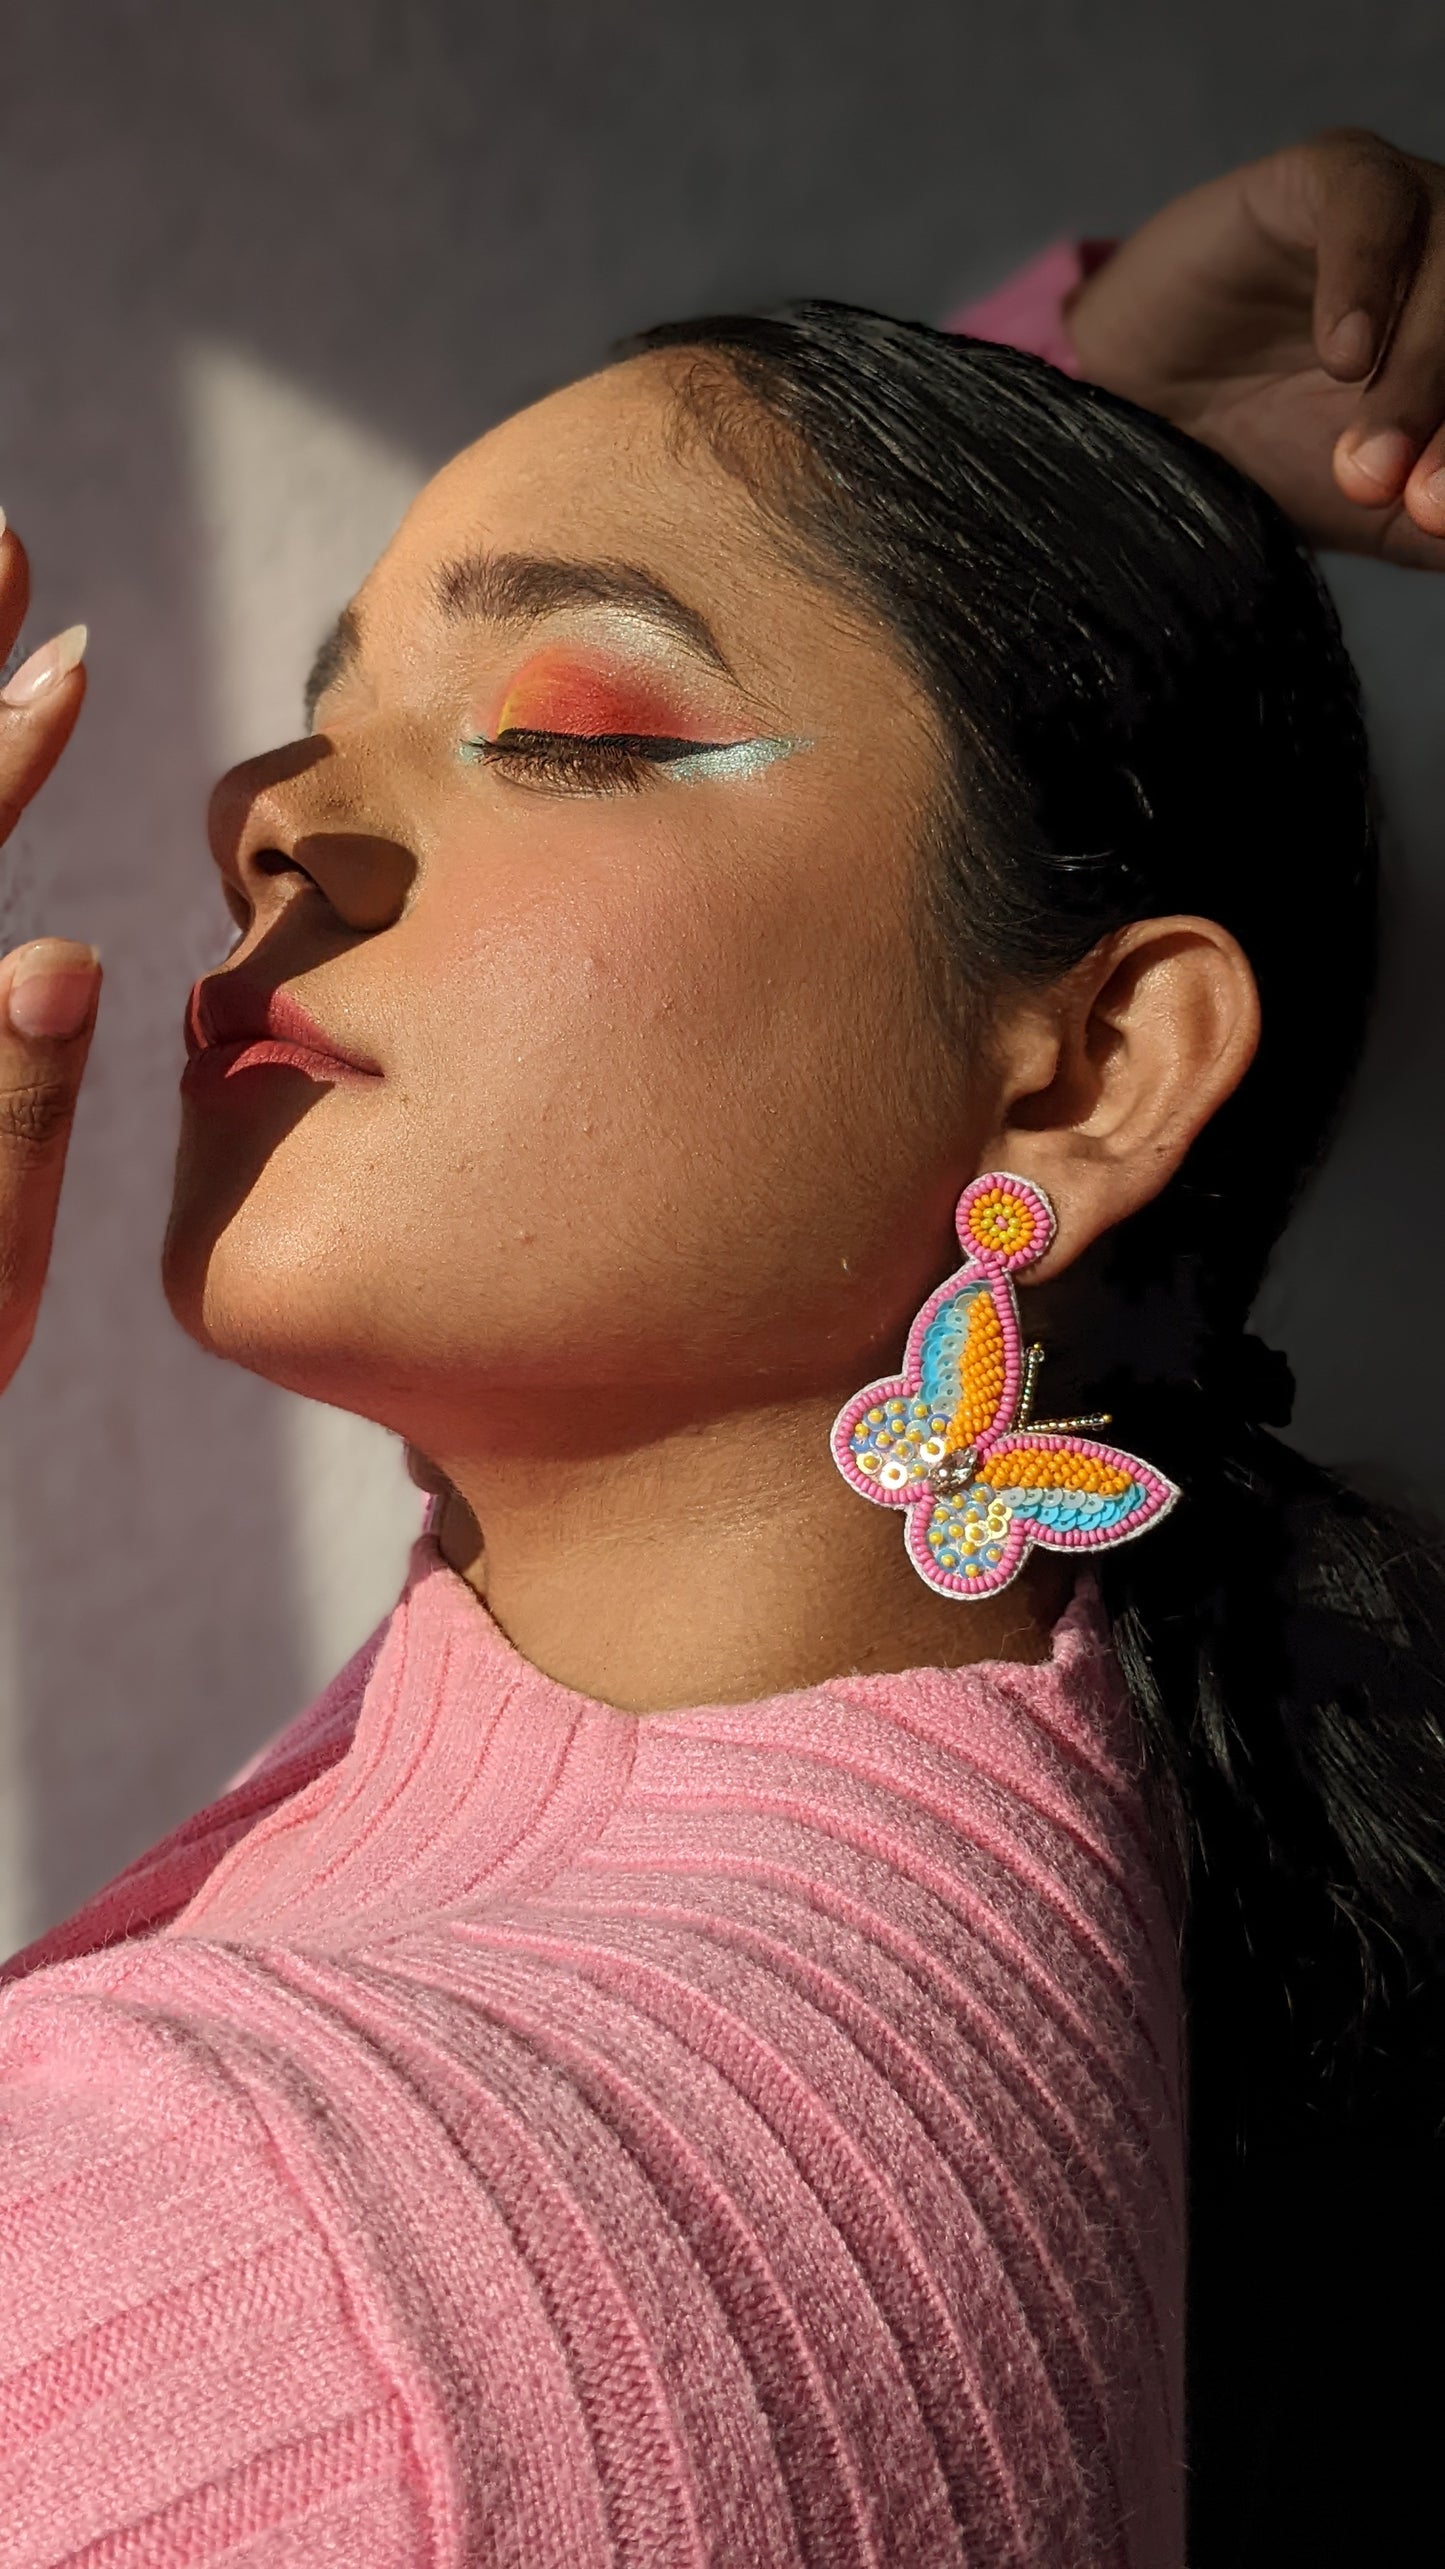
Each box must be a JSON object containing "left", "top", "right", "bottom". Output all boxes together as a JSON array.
[{"left": 184, "top": 341, "right": 425, "bottom": 1692}]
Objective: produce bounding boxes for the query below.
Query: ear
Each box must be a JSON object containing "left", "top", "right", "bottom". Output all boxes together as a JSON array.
[{"left": 977, "top": 915, "right": 1261, "bottom": 1279}]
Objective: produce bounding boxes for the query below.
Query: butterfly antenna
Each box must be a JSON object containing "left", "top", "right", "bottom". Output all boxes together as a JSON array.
[
  {"left": 1017, "top": 1343, "right": 1046, "bottom": 1426},
  {"left": 1018, "top": 1342, "right": 1112, "bottom": 1435}
]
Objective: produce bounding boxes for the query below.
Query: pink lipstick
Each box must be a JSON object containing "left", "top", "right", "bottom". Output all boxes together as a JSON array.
[{"left": 182, "top": 975, "right": 380, "bottom": 1097}]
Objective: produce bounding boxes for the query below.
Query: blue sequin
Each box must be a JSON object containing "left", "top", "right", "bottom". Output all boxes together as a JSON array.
[{"left": 919, "top": 1283, "right": 990, "bottom": 1410}]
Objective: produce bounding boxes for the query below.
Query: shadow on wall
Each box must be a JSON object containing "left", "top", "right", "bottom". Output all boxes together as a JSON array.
[{"left": 0, "top": 0, "right": 1443, "bottom": 1947}]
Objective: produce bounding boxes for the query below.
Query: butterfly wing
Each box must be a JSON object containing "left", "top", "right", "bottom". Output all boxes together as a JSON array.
[
  {"left": 832, "top": 1275, "right": 1019, "bottom": 1507},
  {"left": 907, "top": 1432, "right": 1179, "bottom": 1598},
  {"left": 982, "top": 1434, "right": 1179, "bottom": 1547},
  {"left": 907, "top": 1485, "right": 1033, "bottom": 1594},
  {"left": 917, "top": 1274, "right": 1018, "bottom": 1445}
]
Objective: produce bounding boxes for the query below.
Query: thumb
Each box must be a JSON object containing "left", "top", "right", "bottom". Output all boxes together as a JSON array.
[
  {"left": 1299, "top": 133, "right": 1427, "bottom": 383},
  {"left": 0, "top": 938, "right": 101, "bottom": 1390}
]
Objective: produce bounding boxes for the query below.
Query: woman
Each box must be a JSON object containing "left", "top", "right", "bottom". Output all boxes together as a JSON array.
[{"left": 0, "top": 132, "right": 1441, "bottom": 2567}]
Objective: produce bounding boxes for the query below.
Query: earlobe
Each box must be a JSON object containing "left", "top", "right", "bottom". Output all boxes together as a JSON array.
[{"left": 984, "top": 914, "right": 1261, "bottom": 1275}]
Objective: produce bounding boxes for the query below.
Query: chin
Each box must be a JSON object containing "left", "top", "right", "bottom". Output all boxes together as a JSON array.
[
  {"left": 167, "top": 1096, "right": 379, "bottom": 1388},
  {"left": 161, "top": 1181, "right": 393, "bottom": 1419},
  {"left": 162, "top": 1169, "right": 506, "bottom": 1449}
]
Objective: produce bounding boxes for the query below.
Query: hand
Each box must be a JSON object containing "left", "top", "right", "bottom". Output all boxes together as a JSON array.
[
  {"left": 0, "top": 516, "right": 97, "bottom": 1394},
  {"left": 1067, "top": 130, "right": 1445, "bottom": 567}
]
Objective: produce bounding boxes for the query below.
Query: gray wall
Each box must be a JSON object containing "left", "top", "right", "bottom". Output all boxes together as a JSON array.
[{"left": 1, "top": 0, "right": 1442, "bottom": 1948}]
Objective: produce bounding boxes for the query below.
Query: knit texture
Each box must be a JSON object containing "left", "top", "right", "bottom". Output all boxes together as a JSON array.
[{"left": 0, "top": 1533, "right": 1183, "bottom": 2566}]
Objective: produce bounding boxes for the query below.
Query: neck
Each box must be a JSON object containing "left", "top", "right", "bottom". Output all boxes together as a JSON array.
[{"left": 428, "top": 1393, "right": 1071, "bottom": 1712}]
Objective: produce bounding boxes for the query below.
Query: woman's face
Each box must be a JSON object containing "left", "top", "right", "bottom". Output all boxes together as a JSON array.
[{"left": 165, "top": 355, "right": 990, "bottom": 1461}]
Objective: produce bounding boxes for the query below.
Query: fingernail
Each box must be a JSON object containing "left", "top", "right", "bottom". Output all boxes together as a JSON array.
[
  {"left": 0, "top": 623, "right": 87, "bottom": 709},
  {"left": 0, "top": 506, "right": 8, "bottom": 544},
  {"left": 7, "top": 941, "right": 100, "bottom": 1039},
  {"left": 1341, "top": 428, "right": 1414, "bottom": 491},
  {"left": 1326, "top": 309, "right": 1376, "bottom": 377}
]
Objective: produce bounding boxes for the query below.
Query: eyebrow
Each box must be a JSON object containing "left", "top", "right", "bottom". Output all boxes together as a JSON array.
[
  {"left": 304, "top": 551, "right": 736, "bottom": 730},
  {"left": 304, "top": 606, "right": 362, "bottom": 725},
  {"left": 435, "top": 549, "right": 734, "bottom": 676}
]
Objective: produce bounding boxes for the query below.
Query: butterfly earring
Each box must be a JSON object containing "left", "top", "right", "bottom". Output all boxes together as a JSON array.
[{"left": 831, "top": 1171, "right": 1179, "bottom": 1599}]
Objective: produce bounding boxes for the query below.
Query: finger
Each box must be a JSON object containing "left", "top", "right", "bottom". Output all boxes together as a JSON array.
[
  {"left": 1300, "top": 132, "right": 1429, "bottom": 385},
  {"left": 404, "top": 1445, "right": 454, "bottom": 1496},
  {"left": 0, "top": 938, "right": 100, "bottom": 1391},
  {"left": 1400, "top": 420, "right": 1445, "bottom": 538},
  {"left": 1370, "top": 497, "right": 1445, "bottom": 570},
  {"left": 1355, "top": 232, "right": 1445, "bottom": 534},
  {"left": 0, "top": 625, "right": 88, "bottom": 845},
  {"left": 1334, "top": 210, "right": 1445, "bottom": 508},
  {"left": 0, "top": 515, "right": 32, "bottom": 673}
]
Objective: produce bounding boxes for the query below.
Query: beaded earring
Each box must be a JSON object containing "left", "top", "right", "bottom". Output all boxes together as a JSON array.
[{"left": 831, "top": 1172, "right": 1179, "bottom": 1598}]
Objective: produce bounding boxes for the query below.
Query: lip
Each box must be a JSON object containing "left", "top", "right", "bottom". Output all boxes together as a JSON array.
[{"left": 182, "top": 974, "right": 382, "bottom": 1098}]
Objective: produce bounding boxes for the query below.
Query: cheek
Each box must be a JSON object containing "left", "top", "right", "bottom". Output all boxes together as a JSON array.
[
  {"left": 397, "top": 829, "right": 770, "bottom": 1164},
  {"left": 403, "top": 812, "right": 780, "bottom": 1105},
  {"left": 385, "top": 808, "right": 943, "bottom": 1280}
]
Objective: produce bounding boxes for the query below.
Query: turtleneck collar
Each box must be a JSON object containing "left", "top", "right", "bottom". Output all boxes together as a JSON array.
[{"left": 171, "top": 1538, "right": 1122, "bottom": 1951}]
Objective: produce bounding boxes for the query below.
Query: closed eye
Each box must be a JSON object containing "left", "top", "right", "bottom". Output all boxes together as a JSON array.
[{"left": 462, "top": 727, "right": 797, "bottom": 795}]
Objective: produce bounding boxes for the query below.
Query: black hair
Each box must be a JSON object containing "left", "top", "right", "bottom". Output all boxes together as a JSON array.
[{"left": 626, "top": 303, "right": 1445, "bottom": 2546}]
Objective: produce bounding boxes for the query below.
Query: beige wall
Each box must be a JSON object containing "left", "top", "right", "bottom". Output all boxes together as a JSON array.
[{"left": 2, "top": 0, "right": 1444, "bottom": 1949}]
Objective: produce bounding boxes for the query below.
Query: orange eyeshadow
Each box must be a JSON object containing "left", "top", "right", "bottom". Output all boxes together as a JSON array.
[{"left": 492, "top": 646, "right": 729, "bottom": 741}]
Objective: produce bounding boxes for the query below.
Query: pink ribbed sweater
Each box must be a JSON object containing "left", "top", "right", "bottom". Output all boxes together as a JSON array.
[{"left": 0, "top": 1539, "right": 1183, "bottom": 2565}]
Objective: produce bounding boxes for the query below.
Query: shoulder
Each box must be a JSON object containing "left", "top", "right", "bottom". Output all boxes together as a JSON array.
[
  {"left": 1, "top": 1626, "right": 381, "bottom": 1984},
  {"left": 0, "top": 1950, "right": 439, "bottom": 2556}
]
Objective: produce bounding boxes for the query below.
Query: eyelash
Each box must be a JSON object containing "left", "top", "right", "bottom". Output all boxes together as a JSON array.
[{"left": 465, "top": 727, "right": 712, "bottom": 796}]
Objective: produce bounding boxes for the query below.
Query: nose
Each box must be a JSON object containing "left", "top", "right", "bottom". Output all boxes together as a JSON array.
[{"left": 207, "top": 736, "right": 417, "bottom": 938}]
